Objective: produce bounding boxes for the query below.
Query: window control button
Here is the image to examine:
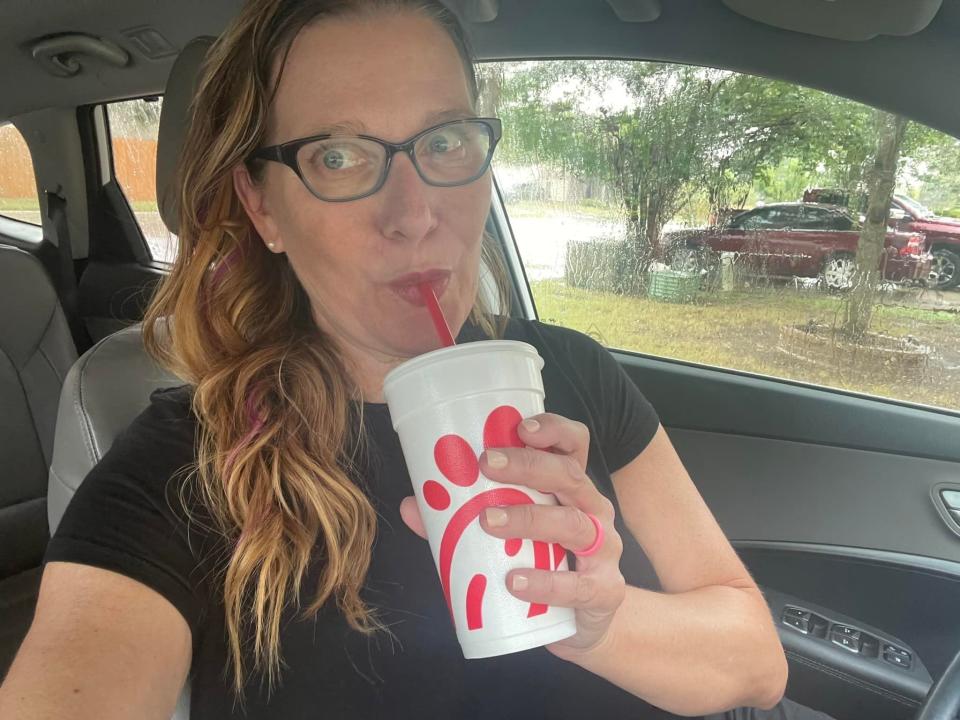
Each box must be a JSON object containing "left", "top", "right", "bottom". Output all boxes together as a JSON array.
[
  {"left": 783, "top": 606, "right": 808, "bottom": 618},
  {"left": 831, "top": 624, "right": 860, "bottom": 639},
  {"left": 831, "top": 633, "right": 861, "bottom": 653},
  {"left": 782, "top": 613, "right": 811, "bottom": 634},
  {"left": 884, "top": 644, "right": 911, "bottom": 660},
  {"left": 884, "top": 650, "right": 912, "bottom": 669}
]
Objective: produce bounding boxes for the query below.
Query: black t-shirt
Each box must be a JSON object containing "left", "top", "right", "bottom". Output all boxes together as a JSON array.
[{"left": 45, "top": 318, "right": 668, "bottom": 719}]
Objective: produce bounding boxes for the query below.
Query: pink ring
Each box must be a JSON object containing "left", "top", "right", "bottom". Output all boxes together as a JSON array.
[{"left": 573, "top": 513, "right": 605, "bottom": 557}]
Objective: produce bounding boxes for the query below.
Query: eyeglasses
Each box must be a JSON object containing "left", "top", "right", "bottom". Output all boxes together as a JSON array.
[{"left": 248, "top": 117, "right": 502, "bottom": 202}]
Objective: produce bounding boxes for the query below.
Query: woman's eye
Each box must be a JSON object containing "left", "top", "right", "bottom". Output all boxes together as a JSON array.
[
  {"left": 323, "top": 149, "right": 346, "bottom": 169},
  {"left": 307, "top": 143, "right": 367, "bottom": 172},
  {"left": 427, "top": 132, "right": 463, "bottom": 154}
]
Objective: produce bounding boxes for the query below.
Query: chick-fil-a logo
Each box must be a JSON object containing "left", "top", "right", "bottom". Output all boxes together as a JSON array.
[{"left": 422, "top": 406, "right": 566, "bottom": 631}]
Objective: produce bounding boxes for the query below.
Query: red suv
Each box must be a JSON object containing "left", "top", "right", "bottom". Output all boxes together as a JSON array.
[
  {"left": 803, "top": 189, "right": 960, "bottom": 289},
  {"left": 667, "top": 202, "right": 931, "bottom": 289}
]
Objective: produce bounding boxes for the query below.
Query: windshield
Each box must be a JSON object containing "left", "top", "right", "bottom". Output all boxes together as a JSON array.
[{"left": 895, "top": 194, "right": 933, "bottom": 218}]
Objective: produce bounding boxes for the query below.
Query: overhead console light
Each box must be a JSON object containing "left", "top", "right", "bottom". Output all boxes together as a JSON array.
[
  {"left": 459, "top": 0, "right": 499, "bottom": 23},
  {"left": 721, "top": 0, "right": 942, "bottom": 41},
  {"left": 604, "top": 0, "right": 661, "bottom": 22},
  {"left": 29, "top": 33, "right": 129, "bottom": 78},
  {"left": 122, "top": 26, "right": 178, "bottom": 60}
]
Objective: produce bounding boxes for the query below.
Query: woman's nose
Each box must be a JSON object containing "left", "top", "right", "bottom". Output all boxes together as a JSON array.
[{"left": 376, "top": 152, "right": 438, "bottom": 243}]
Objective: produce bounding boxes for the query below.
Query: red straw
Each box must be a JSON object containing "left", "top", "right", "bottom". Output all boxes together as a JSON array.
[{"left": 418, "top": 282, "right": 456, "bottom": 347}]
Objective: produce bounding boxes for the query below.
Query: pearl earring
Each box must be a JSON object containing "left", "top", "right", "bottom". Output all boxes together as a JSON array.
[{"left": 267, "top": 242, "right": 276, "bottom": 250}]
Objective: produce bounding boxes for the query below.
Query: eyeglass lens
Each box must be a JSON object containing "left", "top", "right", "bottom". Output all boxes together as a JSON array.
[{"left": 294, "top": 120, "right": 494, "bottom": 200}]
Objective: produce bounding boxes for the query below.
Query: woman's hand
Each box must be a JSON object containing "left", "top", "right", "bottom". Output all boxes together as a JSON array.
[{"left": 399, "top": 412, "right": 627, "bottom": 659}]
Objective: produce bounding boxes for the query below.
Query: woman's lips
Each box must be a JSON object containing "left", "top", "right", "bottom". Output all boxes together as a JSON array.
[{"left": 390, "top": 270, "right": 451, "bottom": 307}]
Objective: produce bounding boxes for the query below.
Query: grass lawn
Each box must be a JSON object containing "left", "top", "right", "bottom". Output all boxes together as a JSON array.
[
  {"left": 0, "top": 197, "right": 40, "bottom": 211},
  {"left": 0, "top": 198, "right": 159, "bottom": 212},
  {"left": 531, "top": 278, "right": 960, "bottom": 412}
]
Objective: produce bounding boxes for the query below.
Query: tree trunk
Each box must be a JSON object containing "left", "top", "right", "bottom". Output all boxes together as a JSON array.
[
  {"left": 842, "top": 111, "right": 908, "bottom": 339},
  {"left": 645, "top": 201, "right": 662, "bottom": 260},
  {"left": 477, "top": 67, "right": 503, "bottom": 117}
]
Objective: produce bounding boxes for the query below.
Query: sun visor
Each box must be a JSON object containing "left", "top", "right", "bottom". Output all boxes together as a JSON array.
[
  {"left": 721, "top": 0, "right": 942, "bottom": 41},
  {"left": 604, "top": 0, "right": 661, "bottom": 23}
]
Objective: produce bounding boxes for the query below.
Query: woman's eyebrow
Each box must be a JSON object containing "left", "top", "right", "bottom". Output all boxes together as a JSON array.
[
  {"left": 421, "top": 107, "right": 476, "bottom": 126},
  {"left": 306, "top": 108, "right": 477, "bottom": 138}
]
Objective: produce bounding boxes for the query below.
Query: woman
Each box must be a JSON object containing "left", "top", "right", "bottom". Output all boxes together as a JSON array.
[{"left": 0, "top": 1, "right": 834, "bottom": 718}]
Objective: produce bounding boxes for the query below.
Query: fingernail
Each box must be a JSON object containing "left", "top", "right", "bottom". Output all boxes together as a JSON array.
[
  {"left": 521, "top": 418, "right": 540, "bottom": 433},
  {"left": 486, "top": 450, "right": 508, "bottom": 468},
  {"left": 485, "top": 507, "right": 508, "bottom": 527},
  {"left": 512, "top": 574, "right": 529, "bottom": 591}
]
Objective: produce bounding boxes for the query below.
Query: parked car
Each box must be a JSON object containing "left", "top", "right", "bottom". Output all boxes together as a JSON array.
[
  {"left": 803, "top": 188, "right": 960, "bottom": 289},
  {"left": 666, "top": 202, "right": 931, "bottom": 290}
]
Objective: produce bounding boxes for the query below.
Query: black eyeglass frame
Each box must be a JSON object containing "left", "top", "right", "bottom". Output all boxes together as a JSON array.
[{"left": 248, "top": 117, "right": 503, "bottom": 202}]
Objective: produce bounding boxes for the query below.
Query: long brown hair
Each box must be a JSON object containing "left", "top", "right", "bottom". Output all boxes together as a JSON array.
[{"left": 142, "top": 0, "right": 510, "bottom": 700}]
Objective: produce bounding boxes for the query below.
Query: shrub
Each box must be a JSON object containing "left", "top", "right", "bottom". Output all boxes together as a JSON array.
[{"left": 565, "top": 239, "right": 648, "bottom": 296}]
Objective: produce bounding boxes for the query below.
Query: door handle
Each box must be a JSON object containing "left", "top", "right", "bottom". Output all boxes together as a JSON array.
[{"left": 932, "top": 483, "right": 960, "bottom": 537}]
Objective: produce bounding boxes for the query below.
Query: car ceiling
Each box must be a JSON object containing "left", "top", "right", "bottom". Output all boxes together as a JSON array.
[{"left": 1, "top": 0, "right": 959, "bottom": 140}]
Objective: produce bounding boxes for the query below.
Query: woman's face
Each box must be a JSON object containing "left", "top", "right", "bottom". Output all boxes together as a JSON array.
[{"left": 235, "top": 10, "right": 490, "bottom": 369}]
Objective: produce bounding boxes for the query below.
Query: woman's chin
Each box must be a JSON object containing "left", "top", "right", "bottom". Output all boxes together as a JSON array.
[{"left": 393, "top": 331, "right": 453, "bottom": 358}]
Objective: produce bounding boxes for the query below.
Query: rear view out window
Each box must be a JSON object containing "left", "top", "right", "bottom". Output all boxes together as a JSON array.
[
  {"left": 106, "top": 98, "right": 178, "bottom": 264},
  {"left": 0, "top": 124, "right": 41, "bottom": 225}
]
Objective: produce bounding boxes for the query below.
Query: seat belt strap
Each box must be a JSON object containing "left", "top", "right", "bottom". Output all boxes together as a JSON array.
[{"left": 45, "top": 189, "right": 91, "bottom": 351}]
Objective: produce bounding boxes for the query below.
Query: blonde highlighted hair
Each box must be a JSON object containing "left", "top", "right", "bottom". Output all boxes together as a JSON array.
[{"left": 142, "top": 0, "right": 509, "bottom": 701}]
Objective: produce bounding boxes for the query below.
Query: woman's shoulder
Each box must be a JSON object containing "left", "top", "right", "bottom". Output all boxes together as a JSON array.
[{"left": 502, "top": 316, "right": 608, "bottom": 362}]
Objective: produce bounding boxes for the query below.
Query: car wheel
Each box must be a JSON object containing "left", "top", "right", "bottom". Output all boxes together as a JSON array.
[
  {"left": 820, "top": 253, "right": 856, "bottom": 292},
  {"left": 929, "top": 248, "right": 960, "bottom": 290}
]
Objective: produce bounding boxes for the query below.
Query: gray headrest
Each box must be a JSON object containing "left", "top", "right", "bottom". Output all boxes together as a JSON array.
[
  {"left": 47, "top": 324, "right": 181, "bottom": 534},
  {"left": 157, "top": 37, "right": 215, "bottom": 235}
]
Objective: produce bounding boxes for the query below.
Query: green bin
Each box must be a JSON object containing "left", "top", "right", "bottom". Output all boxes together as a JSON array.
[{"left": 647, "top": 268, "right": 700, "bottom": 303}]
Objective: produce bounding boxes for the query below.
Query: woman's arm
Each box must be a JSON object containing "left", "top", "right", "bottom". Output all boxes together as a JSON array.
[
  {"left": 399, "top": 415, "right": 787, "bottom": 715},
  {"left": 0, "top": 562, "right": 191, "bottom": 720},
  {"left": 558, "top": 425, "right": 787, "bottom": 715}
]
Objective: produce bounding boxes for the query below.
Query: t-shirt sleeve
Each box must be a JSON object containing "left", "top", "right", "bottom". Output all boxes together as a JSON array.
[
  {"left": 585, "top": 339, "right": 661, "bottom": 473},
  {"left": 43, "top": 387, "right": 207, "bottom": 632},
  {"left": 539, "top": 323, "right": 661, "bottom": 474}
]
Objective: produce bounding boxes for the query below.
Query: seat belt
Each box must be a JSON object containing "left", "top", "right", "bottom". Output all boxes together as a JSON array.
[{"left": 45, "top": 188, "right": 91, "bottom": 352}]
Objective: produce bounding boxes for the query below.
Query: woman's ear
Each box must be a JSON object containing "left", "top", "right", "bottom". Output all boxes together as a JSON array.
[{"left": 232, "top": 163, "right": 285, "bottom": 253}]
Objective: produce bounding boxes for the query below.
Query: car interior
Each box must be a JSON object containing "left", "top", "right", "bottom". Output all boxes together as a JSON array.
[{"left": 2, "top": 1, "right": 960, "bottom": 718}]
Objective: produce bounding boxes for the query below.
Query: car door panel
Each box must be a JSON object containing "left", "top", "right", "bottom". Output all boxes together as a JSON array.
[
  {"left": 609, "top": 349, "right": 960, "bottom": 719},
  {"left": 754, "top": 228, "right": 800, "bottom": 276},
  {"left": 670, "top": 429, "right": 960, "bottom": 562}
]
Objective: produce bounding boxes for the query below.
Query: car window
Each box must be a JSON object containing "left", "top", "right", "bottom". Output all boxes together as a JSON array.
[
  {"left": 0, "top": 124, "right": 41, "bottom": 226},
  {"left": 800, "top": 207, "right": 854, "bottom": 231},
  {"left": 896, "top": 194, "right": 933, "bottom": 218},
  {"left": 737, "top": 208, "right": 772, "bottom": 230},
  {"left": 105, "top": 98, "right": 177, "bottom": 264},
  {"left": 482, "top": 59, "right": 960, "bottom": 412},
  {"left": 797, "top": 207, "right": 827, "bottom": 229}
]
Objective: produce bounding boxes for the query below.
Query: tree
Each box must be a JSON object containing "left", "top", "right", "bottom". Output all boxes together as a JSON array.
[
  {"left": 597, "top": 64, "right": 723, "bottom": 259},
  {"left": 700, "top": 74, "right": 810, "bottom": 214},
  {"left": 495, "top": 62, "right": 806, "bottom": 260},
  {"left": 842, "top": 110, "right": 908, "bottom": 338}
]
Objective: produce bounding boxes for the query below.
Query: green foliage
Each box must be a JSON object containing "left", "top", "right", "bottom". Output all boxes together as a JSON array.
[{"left": 484, "top": 59, "right": 960, "bottom": 235}]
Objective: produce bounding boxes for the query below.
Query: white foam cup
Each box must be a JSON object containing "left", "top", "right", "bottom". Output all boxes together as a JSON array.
[{"left": 383, "top": 340, "right": 578, "bottom": 658}]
